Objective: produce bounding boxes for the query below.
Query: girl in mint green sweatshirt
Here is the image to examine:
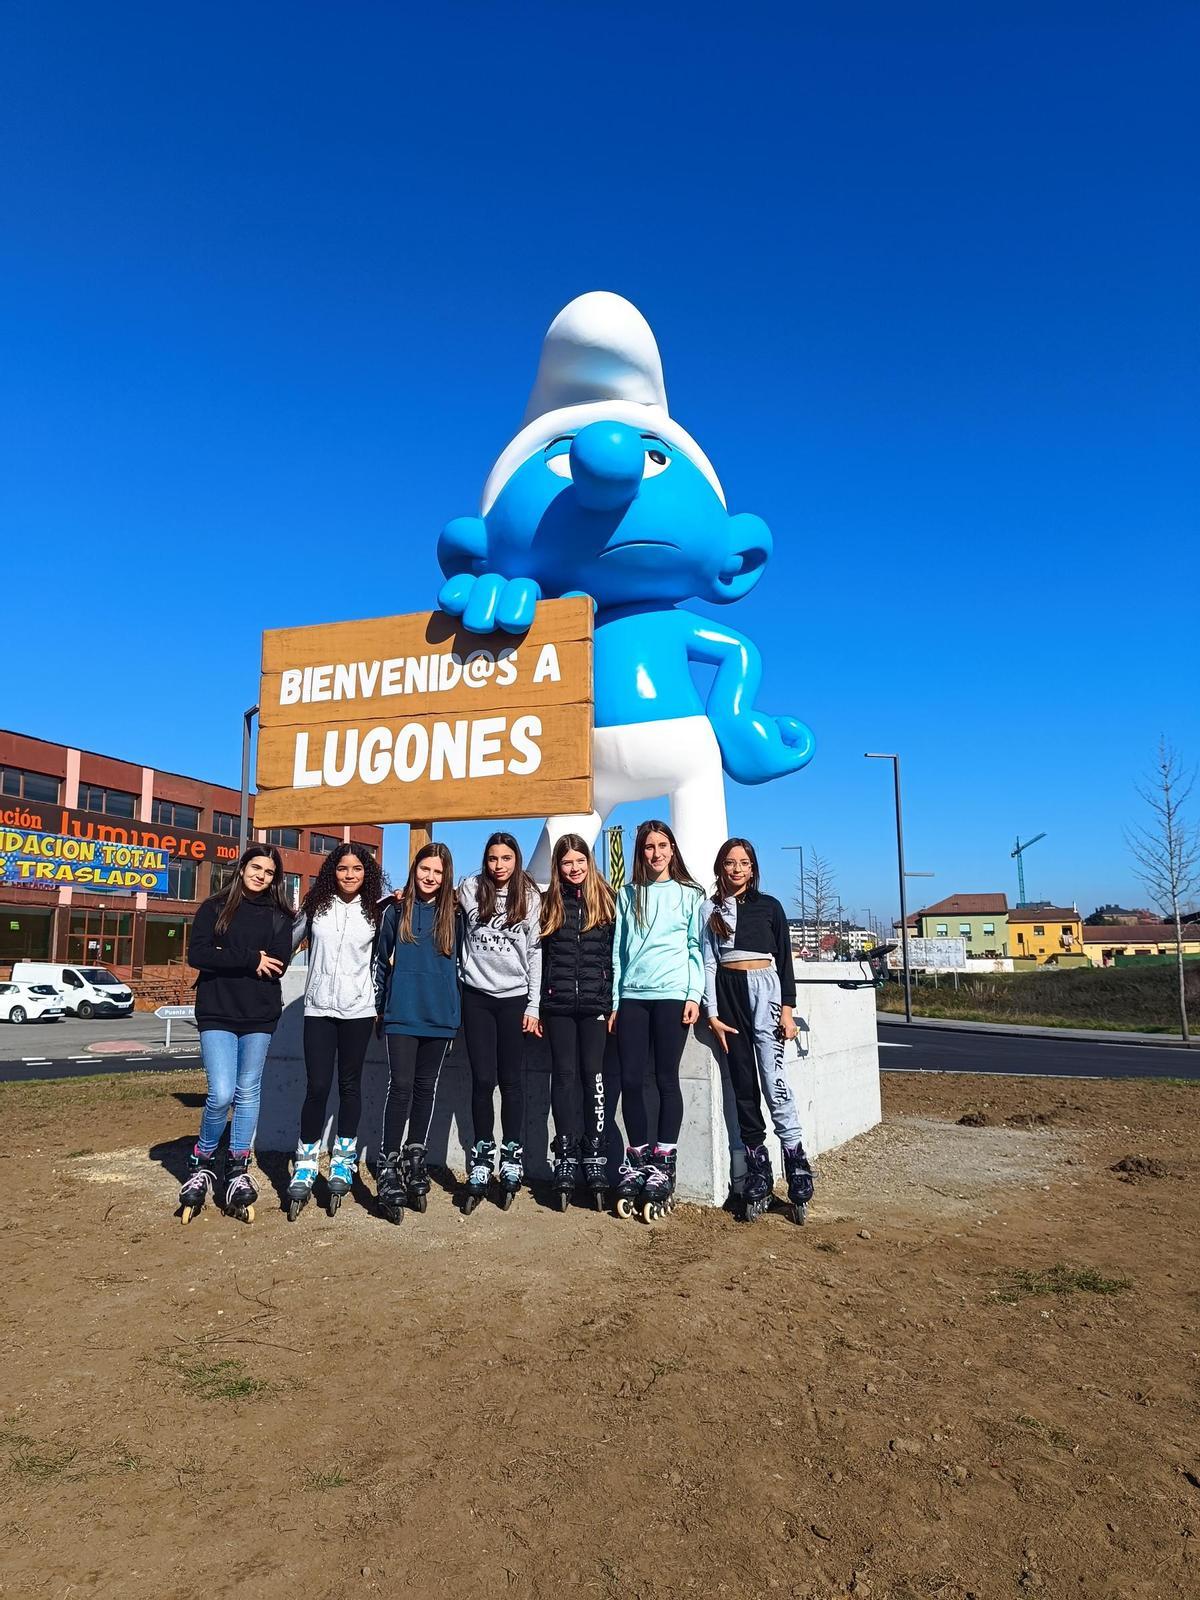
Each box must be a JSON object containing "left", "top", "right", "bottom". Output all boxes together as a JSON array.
[{"left": 610, "top": 818, "right": 705, "bottom": 1219}]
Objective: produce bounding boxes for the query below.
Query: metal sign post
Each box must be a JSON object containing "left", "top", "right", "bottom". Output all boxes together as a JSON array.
[{"left": 155, "top": 1003, "right": 195, "bottom": 1049}]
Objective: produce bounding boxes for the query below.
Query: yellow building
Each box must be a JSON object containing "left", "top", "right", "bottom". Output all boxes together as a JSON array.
[
  {"left": 1008, "top": 906, "right": 1086, "bottom": 967},
  {"left": 1082, "top": 923, "right": 1200, "bottom": 967}
]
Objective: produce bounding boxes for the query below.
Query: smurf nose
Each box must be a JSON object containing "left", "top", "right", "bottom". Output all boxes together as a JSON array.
[{"left": 569, "top": 422, "right": 644, "bottom": 511}]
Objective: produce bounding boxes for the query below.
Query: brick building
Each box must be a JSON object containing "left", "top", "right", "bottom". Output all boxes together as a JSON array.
[{"left": 0, "top": 729, "right": 383, "bottom": 996}]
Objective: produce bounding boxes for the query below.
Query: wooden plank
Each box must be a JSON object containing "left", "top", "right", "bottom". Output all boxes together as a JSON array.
[
  {"left": 254, "top": 700, "right": 593, "bottom": 828},
  {"left": 259, "top": 639, "right": 591, "bottom": 729},
  {"left": 409, "top": 823, "right": 432, "bottom": 864},
  {"left": 259, "top": 598, "right": 593, "bottom": 728}
]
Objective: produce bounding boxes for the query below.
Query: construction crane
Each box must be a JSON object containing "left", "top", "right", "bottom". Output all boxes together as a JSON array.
[{"left": 1011, "top": 832, "right": 1047, "bottom": 907}]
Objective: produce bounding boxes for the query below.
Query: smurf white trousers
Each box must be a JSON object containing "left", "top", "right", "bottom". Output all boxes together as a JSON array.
[{"left": 529, "top": 714, "right": 727, "bottom": 886}]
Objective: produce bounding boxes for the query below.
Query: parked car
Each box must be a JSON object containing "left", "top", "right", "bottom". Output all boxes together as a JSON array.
[
  {"left": 0, "top": 981, "right": 66, "bottom": 1024},
  {"left": 11, "top": 963, "right": 134, "bottom": 1019}
]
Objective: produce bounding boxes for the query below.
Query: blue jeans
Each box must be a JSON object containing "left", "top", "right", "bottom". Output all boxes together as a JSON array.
[{"left": 198, "top": 1030, "right": 273, "bottom": 1155}]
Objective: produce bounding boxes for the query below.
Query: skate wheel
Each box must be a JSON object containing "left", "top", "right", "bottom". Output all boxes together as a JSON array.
[
  {"left": 791, "top": 1203, "right": 807, "bottom": 1226},
  {"left": 640, "top": 1201, "right": 657, "bottom": 1224},
  {"left": 412, "top": 1193, "right": 427, "bottom": 1214},
  {"left": 500, "top": 1190, "right": 514, "bottom": 1212},
  {"left": 328, "top": 1194, "right": 341, "bottom": 1217},
  {"left": 462, "top": 1193, "right": 481, "bottom": 1215},
  {"left": 287, "top": 1198, "right": 303, "bottom": 1223},
  {"left": 615, "top": 1197, "right": 633, "bottom": 1219},
  {"left": 593, "top": 1191, "right": 606, "bottom": 1212},
  {"left": 555, "top": 1189, "right": 569, "bottom": 1212},
  {"left": 180, "top": 1206, "right": 195, "bottom": 1225}
]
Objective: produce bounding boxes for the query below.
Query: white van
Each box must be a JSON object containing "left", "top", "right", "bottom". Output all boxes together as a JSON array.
[{"left": 11, "top": 963, "right": 134, "bottom": 1019}]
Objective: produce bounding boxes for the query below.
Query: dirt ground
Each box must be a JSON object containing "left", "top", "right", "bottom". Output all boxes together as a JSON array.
[{"left": 1, "top": 1070, "right": 1197, "bottom": 1600}]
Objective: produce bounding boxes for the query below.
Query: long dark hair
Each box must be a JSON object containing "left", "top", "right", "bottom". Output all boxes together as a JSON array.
[
  {"left": 709, "top": 836, "right": 761, "bottom": 940},
  {"left": 301, "top": 842, "right": 384, "bottom": 930},
  {"left": 632, "top": 818, "right": 700, "bottom": 927},
  {"left": 213, "top": 844, "right": 292, "bottom": 935},
  {"left": 541, "top": 833, "right": 615, "bottom": 936},
  {"left": 397, "top": 842, "right": 458, "bottom": 957},
  {"left": 475, "top": 831, "right": 539, "bottom": 927}
]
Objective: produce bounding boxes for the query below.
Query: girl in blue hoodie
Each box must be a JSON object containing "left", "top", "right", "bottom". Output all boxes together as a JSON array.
[
  {"left": 371, "top": 842, "right": 461, "bottom": 1222},
  {"left": 611, "top": 818, "right": 704, "bottom": 1220}
]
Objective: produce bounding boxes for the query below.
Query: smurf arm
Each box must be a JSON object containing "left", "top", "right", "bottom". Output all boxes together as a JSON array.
[
  {"left": 436, "top": 516, "right": 542, "bottom": 635},
  {"left": 686, "top": 618, "right": 815, "bottom": 784}
]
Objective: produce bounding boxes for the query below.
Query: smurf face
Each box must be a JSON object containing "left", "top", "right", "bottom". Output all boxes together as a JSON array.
[{"left": 481, "top": 420, "right": 771, "bottom": 610}]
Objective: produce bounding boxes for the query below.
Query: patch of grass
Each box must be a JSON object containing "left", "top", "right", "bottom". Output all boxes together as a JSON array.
[
  {"left": 1014, "top": 1413, "right": 1076, "bottom": 1450},
  {"left": 109, "top": 1444, "right": 145, "bottom": 1473},
  {"left": 814, "top": 1240, "right": 841, "bottom": 1254},
  {"left": 877, "top": 961, "right": 1199, "bottom": 1033},
  {"left": 1154, "top": 1077, "right": 1200, "bottom": 1089},
  {"left": 304, "top": 1468, "right": 349, "bottom": 1490},
  {"left": 65, "top": 1148, "right": 94, "bottom": 1159},
  {"left": 10, "top": 1444, "right": 79, "bottom": 1481},
  {"left": 164, "top": 1351, "right": 267, "bottom": 1402},
  {"left": 995, "top": 1263, "right": 1132, "bottom": 1303}
]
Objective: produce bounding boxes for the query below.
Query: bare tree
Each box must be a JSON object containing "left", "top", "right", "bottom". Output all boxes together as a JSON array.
[
  {"left": 800, "top": 848, "right": 838, "bottom": 958},
  {"left": 1126, "top": 739, "right": 1200, "bottom": 1042}
]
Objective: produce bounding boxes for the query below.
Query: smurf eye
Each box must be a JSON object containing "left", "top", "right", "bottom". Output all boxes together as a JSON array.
[
  {"left": 643, "top": 448, "right": 670, "bottom": 478},
  {"left": 546, "top": 454, "right": 573, "bottom": 479}
]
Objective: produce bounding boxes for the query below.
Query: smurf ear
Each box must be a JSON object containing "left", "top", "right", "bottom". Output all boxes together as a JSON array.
[{"left": 709, "top": 512, "right": 773, "bottom": 604}]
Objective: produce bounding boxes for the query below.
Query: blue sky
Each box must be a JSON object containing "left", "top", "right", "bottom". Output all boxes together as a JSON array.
[{"left": 2, "top": 1, "right": 1195, "bottom": 921}]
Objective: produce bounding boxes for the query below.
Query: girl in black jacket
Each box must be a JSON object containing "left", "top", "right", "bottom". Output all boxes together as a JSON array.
[
  {"left": 179, "top": 845, "right": 294, "bottom": 1223},
  {"left": 539, "top": 833, "right": 616, "bottom": 1210}
]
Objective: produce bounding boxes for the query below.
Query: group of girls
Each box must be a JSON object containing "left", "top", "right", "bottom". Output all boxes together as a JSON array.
[{"left": 177, "top": 820, "right": 815, "bottom": 1227}]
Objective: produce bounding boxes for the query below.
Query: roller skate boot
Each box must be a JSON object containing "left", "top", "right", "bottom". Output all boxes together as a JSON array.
[
  {"left": 462, "top": 1139, "right": 495, "bottom": 1215},
  {"left": 614, "top": 1144, "right": 649, "bottom": 1219},
  {"left": 376, "top": 1149, "right": 406, "bottom": 1224},
  {"left": 497, "top": 1141, "right": 524, "bottom": 1211},
  {"left": 403, "top": 1142, "right": 430, "bottom": 1214},
  {"left": 783, "top": 1141, "right": 815, "bottom": 1225},
  {"left": 580, "top": 1135, "right": 608, "bottom": 1212},
  {"left": 741, "top": 1143, "right": 773, "bottom": 1222},
  {"left": 550, "top": 1134, "right": 580, "bottom": 1212},
  {"left": 327, "top": 1134, "right": 358, "bottom": 1216},
  {"left": 223, "top": 1151, "right": 258, "bottom": 1223},
  {"left": 287, "top": 1138, "right": 321, "bottom": 1222},
  {"left": 179, "top": 1145, "right": 220, "bottom": 1224},
  {"left": 641, "top": 1143, "right": 677, "bottom": 1224}
]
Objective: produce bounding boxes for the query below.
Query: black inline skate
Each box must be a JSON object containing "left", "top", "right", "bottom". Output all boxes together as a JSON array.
[
  {"left": 550, "top": 1135, "right": 580, "bottom": 1212},
  {"left": 741, "top": 1143, "right": 774, "bottom": 1222},
  {"left": 403, "top": 1142, "right": 430, "bottom": 1214},
  {"left": 640, "top": 1143, "right": 677, "bottom": 1224},
  {"left": 580, "top": 1135, "right": 608, "bottom": 1212},
  {"left": 614, "top": 1144, "right": 649, "bottom": 1219},
  {"left": 462, "top": 1139, "right": 495, "bottom": 1215},
  {"left": 497, "top": 1140, "right": 524, "bottom": 1211},
  {"left": 376, "top": 1149, "right": 406, "bottom": 1224},
  {"left": 179, "top": 1145, "right": 220, "bottom": 1225},
  {"left": 782, "top": 1141, "right": 815, "bottom": 1225},
  {"left": 223, "top": 1152, "right": 258, "bottom": 1224}
]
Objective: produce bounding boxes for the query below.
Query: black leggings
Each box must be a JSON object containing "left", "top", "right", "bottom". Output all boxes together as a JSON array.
[
  {"left": 545, "top": 1012, "right": 609, "bottom": 1148},
  {"left": 382, "top": 1034, "right": 450, "bottom": 1154},
  {"left": 616, "top": 998, "right": 687, "bottom": 1148},
  {"left": 299, "top": 1015, "right": 375, "bottom": 1142},
  {"left": 461, "top": 985, "right": 527, "bottom": 1145}
]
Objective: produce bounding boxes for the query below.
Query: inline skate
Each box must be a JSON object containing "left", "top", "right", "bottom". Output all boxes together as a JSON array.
[
  {"left": 223, "top": 1152, "right": 258, "bottom": 1224},
  {"left": 287, "top": 1138, "right": 321, "bottom": 1222},
  {"left": 403, "top": 1142, "right": 430, "bottom": 1214},
  {"left": 327, "top": 1134, "right": 358, "bottom": 1216},
  {"left": 741, "top": 1143, "right": 774, "bottom": 1222},
  {"left": 179, "top": 1145, "right": 220, "bottom": 1224},
  {"left": 782, "top": 1141, "right": 815, "bottom": 1225},
  {"left": 550, "top": 1135, "right": 580, "bottom": 1212},
  {"left": 640, "top": 1143, "right": 677, "bottom": 1224},
  {"left": 462, "top": 1139, "right": 495, "bottom": 1215},
  {"left": 497, "top": 1140, "right": 524, "bottom": 1211},
  {"left": 376, "top": 1149, "right": 406, "bottom": 1224},
  {"left": 580, "top": 1135, "right": 608, "bottom": 1212},
  {"left": 614, "top": 1144, "right": 649, "bottom": 1219}
]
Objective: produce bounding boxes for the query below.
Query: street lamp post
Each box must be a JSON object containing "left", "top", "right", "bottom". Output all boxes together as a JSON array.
[
  {"left": 783, "top": 844, "right": 806, "bottom": 953},
  {"left": 865, "top": 752, "right": 913, "bottom": 1023},
  {"left": 238, "top": 705, "right": 259, "bottom": 856}
]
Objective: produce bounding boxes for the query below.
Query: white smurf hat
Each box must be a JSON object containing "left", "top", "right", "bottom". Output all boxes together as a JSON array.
[{"left": 480, "top": 291, "right": 726, "bottom": 514}]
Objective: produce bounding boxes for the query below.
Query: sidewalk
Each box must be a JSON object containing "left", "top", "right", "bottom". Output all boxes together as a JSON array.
[{"left": 876, "top": 1013, "right": 1196, "bottom": 1049}]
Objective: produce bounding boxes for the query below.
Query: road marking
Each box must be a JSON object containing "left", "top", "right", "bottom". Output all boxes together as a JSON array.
[
  {"left": 879, "top": 1041, "right": 911, "bottom": 1048},
  {"left": 20, "top": 1058, "right": 50, "bottom": 1064}
]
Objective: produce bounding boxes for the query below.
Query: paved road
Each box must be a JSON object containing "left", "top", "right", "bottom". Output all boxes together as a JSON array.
[
  {"left": 0, "top": 1011, "right": 199, "bottom": 1082},
  {"left": 878, "top": 1019, "right": 1199, "bottom": 1080}
]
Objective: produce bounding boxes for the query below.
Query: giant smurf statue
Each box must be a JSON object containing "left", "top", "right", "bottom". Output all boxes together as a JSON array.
[{"left": 437, "top": 291, "right": 814, "bottom": 881}]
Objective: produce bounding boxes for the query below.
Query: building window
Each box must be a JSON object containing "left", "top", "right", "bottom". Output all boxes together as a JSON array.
[
  {"left": 213, "top": 811, "right": 240, "bottom": 837},
  {"left": 79, "top": 783, "right": 137, "bottom": 818},
  {"left": 145, "top": 915, "right": 189, "bottom": 966},
  {"left": 310, "top": 831, "right": 342, "bottom": 855},
  {"left": 983, "top": 922, "right": 995, "bottom": 935},
  {"left": 1060, "top": 924, "right": 1072, "bottom": 935},
  {"left": 152, "top": 798, "right": 200, "bottom": 829},
  {"left": 958, "top": 923, "right": 971, "bottom": 936},
  {"left": 0, "top": 908, "right": 53, "bottom": 961},
  {"left": 935, "top": 923, "right": 948, "bottom": 937},
  {"left": 1, "top": 765, "right": 62, "bottom": 804},
  {"left": 1034, "top": 925, "right": 1045, "bottom": 937},
  {"left": 283, "top": 872, "right": 302, "bottom": 908},
  {"left": 210, "top": 864, "right": 238, "bottom": 897},
  {"left": 168, "top": 862, "right": 197, "bottom": 901},
  {"left": 1017, "top": 932, "right": 1025, "bottom": 945},
  {"left": 265, "top": 827, "right": 300, "bottom": 850},
  {"left": 67, "top": 909, "right": 133, "bottom": 969}
]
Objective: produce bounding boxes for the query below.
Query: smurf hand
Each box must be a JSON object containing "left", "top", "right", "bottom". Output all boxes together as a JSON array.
[
  {"left": 715, "top": 712, "right": 816, "bottom": 785},
  {"left": 437, "top": 572, "right": 543, "bottom": 635}
]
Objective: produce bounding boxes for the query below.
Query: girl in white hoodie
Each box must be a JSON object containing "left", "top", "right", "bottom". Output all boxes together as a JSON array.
[{"left": 287, "top": 842, "right": 384, "bottom": 1219}]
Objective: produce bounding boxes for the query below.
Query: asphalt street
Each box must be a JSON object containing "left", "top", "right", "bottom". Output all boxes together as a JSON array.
[
  {"left": 0, "top": 1011, "right": 199, "bottom": 1082},
  {"left": 877, "top": 1019, "right": 1199, "bottom": 1080}
]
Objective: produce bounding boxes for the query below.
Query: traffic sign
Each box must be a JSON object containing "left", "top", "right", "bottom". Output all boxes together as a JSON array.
[{"left": 155, "top": 1005, "right": 195, "bottom": 1019}]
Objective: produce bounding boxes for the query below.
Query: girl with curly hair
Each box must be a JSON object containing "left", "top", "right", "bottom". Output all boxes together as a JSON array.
[{"left": 286, "top": 841, "right": 384, "bottom": 1220}]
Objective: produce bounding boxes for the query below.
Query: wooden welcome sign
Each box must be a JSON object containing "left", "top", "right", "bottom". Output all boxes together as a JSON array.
[{"left": 253, "top": 598, "right": 594, "bottom": 829}]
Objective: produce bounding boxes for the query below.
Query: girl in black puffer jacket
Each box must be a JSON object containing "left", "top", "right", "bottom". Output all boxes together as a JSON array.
[{"left": 540, "top": 833, "right": 616, "bottom": 1210}]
